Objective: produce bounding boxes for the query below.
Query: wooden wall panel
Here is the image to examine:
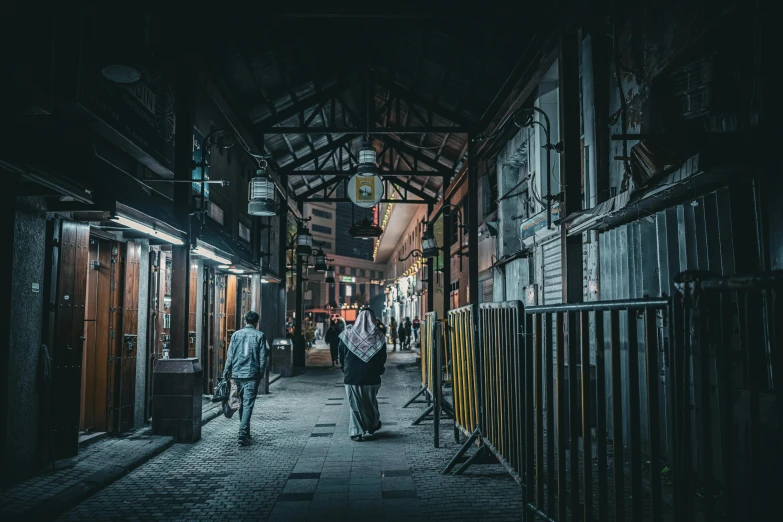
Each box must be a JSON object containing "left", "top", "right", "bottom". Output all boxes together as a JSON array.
[
  {"left": 118, "top": 242, "right": 140, "bottom": 433},
  {"left": 188, "top": 264, "right": 198, "bottom": 358},
  {"left": 106, "top": 242, "right": 122, "bottom": 433},
  {"left": 50, "top": 221, "right": 89, "bottom": 460}
]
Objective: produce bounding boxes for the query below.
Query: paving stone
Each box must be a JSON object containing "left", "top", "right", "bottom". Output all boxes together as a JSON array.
[{"left": 56, "top": 347, "right": 523, "bottom": 521}]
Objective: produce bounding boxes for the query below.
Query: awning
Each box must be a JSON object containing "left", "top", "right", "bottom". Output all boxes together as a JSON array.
[
  {"left": 198, "top": 218, "right": 256, "bottom": 268},
  {"left": 565, "top": 154, "right": 748, "bottom": 236}
]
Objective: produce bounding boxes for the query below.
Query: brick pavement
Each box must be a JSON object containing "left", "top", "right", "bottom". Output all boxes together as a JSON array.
[{"left": 59, "top": 345, "right": 523, "bottom": 521}]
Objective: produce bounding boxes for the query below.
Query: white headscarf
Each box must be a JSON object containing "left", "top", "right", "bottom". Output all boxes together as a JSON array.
[{"left": 339, "top": 310, "right": 386, "bottom": 362}]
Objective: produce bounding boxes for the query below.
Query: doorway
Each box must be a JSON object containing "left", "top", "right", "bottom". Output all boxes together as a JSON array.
[{"left": 78, "top": 235, "right": 140, "bottom": 435}]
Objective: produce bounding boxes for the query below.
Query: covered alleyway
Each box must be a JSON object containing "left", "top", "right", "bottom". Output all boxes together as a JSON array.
[{"left": 59, "top": 348, "right": 522, "bottom": 522}]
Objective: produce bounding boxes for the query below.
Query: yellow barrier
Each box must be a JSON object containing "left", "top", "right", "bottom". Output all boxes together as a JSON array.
[{"left": 447, "top": 305, "right": 479, "bottom": 434}]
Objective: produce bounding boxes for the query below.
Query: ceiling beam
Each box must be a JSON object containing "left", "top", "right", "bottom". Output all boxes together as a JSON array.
[
  {"left": 384, "top": 137, "right": 452, "bottom": 175},
  {"left": 278, "top": 134, "right": 358, "bottom": 173},
  {"left": 373, "top": 76, "right": 478, "bottom": 129},
  {"left": 289, "top": 170, "right": 445, "bottom": 177},
  {"left": 298, "top": 198, "right": 425, "bottom": 204},
  {"left": 295, "top": 176, "right": 342, "bottom": 199},
  {"left": 253, "top": 82, "right": 344, "bottom": 128},
  {"left": 257, "top": 126, "right": 467, "bottom": 134},
  {"left": 387, "top": 178, "right": 436, "bottom": 203}
]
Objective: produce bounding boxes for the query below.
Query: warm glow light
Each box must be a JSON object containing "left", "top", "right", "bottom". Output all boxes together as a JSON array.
[
  {"left": 192, "top": 246, "right": 231, "bottom": 264},
  {"left": 218, "top": 264, "right": 230, "bottom": 269},
  {"left": 111, "top": 215, "right": 184, "bottom": 245},
  {"left": 229, "top": 268, "right": 245, "bottom": 274}
]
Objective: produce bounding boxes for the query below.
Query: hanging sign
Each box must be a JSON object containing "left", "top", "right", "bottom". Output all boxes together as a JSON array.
[
  {"left": 347, "top": 174, "right": 384, "bottom": 208},
  {"left": 519, "top": 203, "right": 561, "bottom": 240}
]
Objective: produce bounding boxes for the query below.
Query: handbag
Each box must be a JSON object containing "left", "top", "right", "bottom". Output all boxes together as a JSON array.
[
  {"left": 212, "top": 378, "right": 230, "bottom": 403},
  {"left": 222, "top": 379, "right": 241, "bottom": 418}
]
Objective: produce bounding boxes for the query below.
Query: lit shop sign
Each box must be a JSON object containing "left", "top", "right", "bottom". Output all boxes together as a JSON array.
[{"left": 341, "top": 276, "right": 356, "bottom": 283}]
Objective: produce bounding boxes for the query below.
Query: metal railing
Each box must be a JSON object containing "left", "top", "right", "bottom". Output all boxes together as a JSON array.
[
  {"left": 443, "top": 302, "right": 525, "bottom": 480},
  {"left": 672, "top": 271, "right": 783, "bottom": 522},
  {"left": 403, "top": 311, "right": 437, "bottom": 408},
  {"left": 523, "top": 297, "right": 669, "bottom": 522}
]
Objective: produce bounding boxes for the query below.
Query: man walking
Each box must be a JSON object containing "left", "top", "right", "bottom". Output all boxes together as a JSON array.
[{"left": 223, "top": 311, "right": 267, "bottom": 445}]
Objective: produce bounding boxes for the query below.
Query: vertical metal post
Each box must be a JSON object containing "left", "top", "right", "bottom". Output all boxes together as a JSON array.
[
  {"left": 467, "top": 134, "right": 483, "bottom": 437},
  {"left": 278, "top": 174, "right": 288, "bottom": 340},
  {"left": 427, "top": 203, "right": 434, "bottom": 314},
  {"left": 294, "top": 202, "right": 305, "bottom": 367},
  {"left": 171, "top": 55, "right": 194, "bottom": 360}
]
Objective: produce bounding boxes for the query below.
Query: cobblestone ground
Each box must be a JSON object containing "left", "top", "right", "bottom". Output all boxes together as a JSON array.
[{"left": 60, "top": 345, "right": 523, "bottom": 521}]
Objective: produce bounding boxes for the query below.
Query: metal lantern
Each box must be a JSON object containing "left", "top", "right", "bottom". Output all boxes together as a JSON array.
[
  {"left": 314, "top": 249, "right": 328, "bottom": 272},
  {"left": 325, "top": 266, "right": 335, "bottom": 284},
  {"left": 248, "top": 166, "right": 277, "bottom": 216},
  {"left": 296, "top": 225, "right": 313, "bottom": 256},
  {"left": 422, "top": 225, "right": 440, "bottom": 258},
  {"left": 356, "top": 141, "right": 377, "bottom": 176}
]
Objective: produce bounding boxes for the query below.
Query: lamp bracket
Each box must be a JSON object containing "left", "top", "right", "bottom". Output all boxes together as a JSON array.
[
  {"left": 398, "top": 249, "right": 424, "bottom": 262},
  {"left": 543, "top": 142, "right": 564, "bottom": 153}
]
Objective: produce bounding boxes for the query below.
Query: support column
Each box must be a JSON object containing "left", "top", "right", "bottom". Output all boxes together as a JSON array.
[
  {"left": 278, "top": 174, "right": 288, "bottom": 339},
  {"left": 293, "top": 202, "right": 305, "bottom": 367},
  {"left": 0, "top": 174, "right": 17, "bottom": 484},
  {"left": 467, "top": 136, "right": 480, "bottom": 310},
  {"left": 170, "top": 56, "right": 194, "bottom": 360},
  {"left": 442, "top": 176, "right": 452, "bottom": 319},
  {"left": 427, "top": 203, "right": 434, "bottom": 314}
]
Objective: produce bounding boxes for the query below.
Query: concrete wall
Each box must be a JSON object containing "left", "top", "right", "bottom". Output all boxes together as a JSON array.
[
  {"left": 5, "top": 197, "right": 47, "bottom": 478},
  {"left": 133, "top": 239, "right": 150, "bottom": 428}
]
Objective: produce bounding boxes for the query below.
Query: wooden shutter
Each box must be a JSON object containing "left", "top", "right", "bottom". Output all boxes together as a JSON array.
[
  {"left": 117, "top": 242, "right": 140, "bottom": 433},
  {"left": 49, "top": 220, "right": 90, "bottom": 460}
]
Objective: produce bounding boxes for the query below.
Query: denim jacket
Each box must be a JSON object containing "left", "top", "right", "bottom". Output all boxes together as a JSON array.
[{"left": 222, "top": 325, "right": 267, "bottom": 380}]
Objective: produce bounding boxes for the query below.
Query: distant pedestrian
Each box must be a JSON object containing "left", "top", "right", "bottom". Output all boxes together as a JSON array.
[
  {"left": 325, "top": 320, "right": 341, "bottom": 366},
  {"left": 390, "top": 318, "right": 398, "bottom": 351},
  {"left": 339, "top": 309, "right": 387, "bottom": 441},
  {"left": 404, "top": 317, "right": 412, "bottom": 349},
  {"left": 412, "top": 316, "right": 421, "bottom": 344},
  {"left": 222, "top": 311, "right": 267, "bottom": 446},
  {"left": 397, "top": 320, "right": 407, "bottom": 351}
]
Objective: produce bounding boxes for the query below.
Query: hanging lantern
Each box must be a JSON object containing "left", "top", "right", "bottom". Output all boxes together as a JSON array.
[
  {"left": 325, "top": 266, "right": 335, "bottom": 284},
  {"left": 356, "top": 141, "right": 377, "bottom": 176},
  {"left": 422, "top": 224, "right": 440, "bottom": 258},
  {"left": 248, "top": 165, "right": 277, "bottom": 216},
  {"left": 296, "top": 224, "right": 313, "bottom": 256},
  {"left": 314, "top": 249, "right": 328, "bottom": 272}
]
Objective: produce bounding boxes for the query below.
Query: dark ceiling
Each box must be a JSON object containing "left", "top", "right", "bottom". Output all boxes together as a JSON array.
[{"left": 202, "top": 6, "right": 559, "bottom": 200}]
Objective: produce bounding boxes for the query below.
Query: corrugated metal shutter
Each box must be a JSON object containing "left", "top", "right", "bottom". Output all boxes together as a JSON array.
[
  {"left": 481, "top": 279, "right": 493, "bottom": 303},
  {"left": 542, "top": 239, "right": 562, "bottom": 304}
]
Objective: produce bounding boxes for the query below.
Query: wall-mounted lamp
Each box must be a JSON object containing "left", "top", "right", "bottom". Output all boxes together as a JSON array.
[{"left": 248, "top": 161, "right": 277, "bottom": 217}]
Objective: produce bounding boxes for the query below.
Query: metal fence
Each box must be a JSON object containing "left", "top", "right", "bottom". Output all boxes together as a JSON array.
[
  {"left": 404, "top": 311, "right": 437, "bottom": 409},
  {"left": 524, "top": 297, "right": 669, "bottom": 522},
  {"left": 437, "top": 271, "right": 782, "bottom": 521},
  {"left": 672, "top": 271, "right": 782, "bottom": 522}
]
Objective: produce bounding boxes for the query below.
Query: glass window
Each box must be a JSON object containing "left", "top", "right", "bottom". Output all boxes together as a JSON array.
[
  {"left": 351, "top": 268, "right": 357, "bottom": 276},
  {"left": 312, "top": 224, "right": 332, "bottom": 234},
  {"left": 208, "top": 201, "right": 224, "bottom": 225},
  {"left": 238, "top": 222, "right": 250, "bottom": 242},
  {"left": 339, "top": 266, "right": 346, "bottom": 274},
  {"left": 320, "top": 241, "right": 332, "bottom": 250},
  {"left": 312, "top": 209, "right": 333, "bottom": 219},
  {"left": 360, "top": 269, "right": 366, "bottom": 277}
]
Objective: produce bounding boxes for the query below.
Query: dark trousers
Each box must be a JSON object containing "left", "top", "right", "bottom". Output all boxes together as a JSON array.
[{"left": 329, "top": 342, "right": 339, "bottom": 363}]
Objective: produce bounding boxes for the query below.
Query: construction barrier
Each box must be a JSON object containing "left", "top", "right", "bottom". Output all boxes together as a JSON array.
[
  {"left": 441, "top": 272, "right": 783, "bottom": 521},
  {"left": 403, "top": 311, "right": 437, "bottom": 409},
  {"left": 444, "top": 302, "right": 524, "bottom": 480},
  {"left": 404, "top": 312, "right": 455, "bottom": 447},
  {"left": 671, "top": 272, "right": 782, "bottom": 522}
]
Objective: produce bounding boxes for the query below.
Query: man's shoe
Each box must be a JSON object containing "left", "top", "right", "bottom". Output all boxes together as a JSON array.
[
  {"left": 350, "top": 434, "right": 363, "bottom": 442},
  {"left": 238, "top": 437, "right": 251, "bottom": 446}
]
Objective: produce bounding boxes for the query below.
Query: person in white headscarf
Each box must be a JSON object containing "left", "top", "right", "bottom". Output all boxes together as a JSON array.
[{"left": 338, "top": 308, "right": 388, "bottom": 441}]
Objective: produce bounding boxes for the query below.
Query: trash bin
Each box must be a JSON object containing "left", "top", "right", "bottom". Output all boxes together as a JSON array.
[
  {"left": 152, "top": 358, "right": 203, "bottom": 443},
  {"left": 271, "top": 338, "right": 293, "bottom": 377}
]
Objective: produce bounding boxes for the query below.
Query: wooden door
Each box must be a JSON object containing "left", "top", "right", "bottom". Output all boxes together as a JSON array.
[
  {"left": 80, "top": 237, "right": 113, "bottom": 432},
  {"left": 188, "top": 263, "right": 198, "bottom": 358},
  {"left": 145, "top": 250, "right": 160, "bottom": 421},
  {"left": 115, "top": 242, "right": 140, "bottom": 433},
  {"left": 216, "top": 274, "right": 228, "bottom": 382},
  {"left": 106, "top": 242, "right": 123, "bottom": 433},
  {"left": 202, "top": 267, "right": 216, "bottom": 393},
  {"left": 224, "top": 275, "right": 238, "bottom": 364},
  {"left": 48, "top": 220, "right": 90, "bottom": 460}
]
